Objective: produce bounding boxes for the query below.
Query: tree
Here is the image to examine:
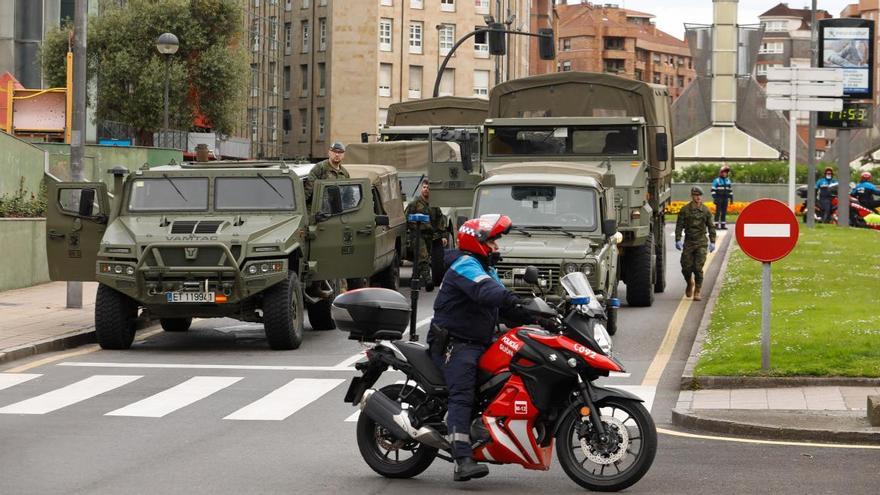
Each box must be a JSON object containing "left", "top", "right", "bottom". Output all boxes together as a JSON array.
[{"left": 42, "top": 0, "right": 247, "bottom": 145}]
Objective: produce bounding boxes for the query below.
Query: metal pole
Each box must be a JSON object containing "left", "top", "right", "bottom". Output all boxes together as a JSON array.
[
  {"left": 494, "top": 0, "right": 501, "bottom": 86},
  {"left": 806, "top": 0, "right": 818, "bottom": 227},
  {"left": 788, "top": 113, "right": 797, "bottom": 209},
  {"left": 67, "top": 0, "right": 88, "bottom": 309},
  {"left": 761, "top": 262, "right": 771, "bottom": 372},
  {"left": 163, "top": 55, "right": 170, "bottom": 147},
  {"left": 838, "top": 129, "right": 850, "bottom": 227},
  {"left": 409, "top": 229, "right": 420, "bottom": 342}
]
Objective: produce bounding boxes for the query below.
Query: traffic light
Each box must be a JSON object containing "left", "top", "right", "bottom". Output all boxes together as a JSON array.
[
  {"left": 538, "top": 28, "right": 555, "bottom": 60},
  {"left": 488, "top": 23, "right": 506, "bottom": 56}
]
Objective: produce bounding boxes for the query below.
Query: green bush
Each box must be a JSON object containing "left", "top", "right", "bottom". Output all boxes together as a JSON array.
[
  {"left": 673, "top": 162, "right": 879, "bottom": 184},
  {"left": 0, "top": 179, "right": 47, "bottom": 218}
]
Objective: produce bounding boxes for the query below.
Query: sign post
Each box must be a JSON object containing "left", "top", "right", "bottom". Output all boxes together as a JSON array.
[{"left": 735, "top": 199, "right": 800, "bottom": 372}]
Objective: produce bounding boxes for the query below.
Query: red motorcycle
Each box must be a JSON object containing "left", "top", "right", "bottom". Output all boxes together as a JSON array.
[{"left": 334, "top": 269, "right": 656, "bottom": 492}]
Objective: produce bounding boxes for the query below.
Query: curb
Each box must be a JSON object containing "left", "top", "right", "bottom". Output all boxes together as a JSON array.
[
  {"left": 670, "top": 408, "right": 880, "bottom": 444},
  {"left": 0, "top": 317, "right": 155, "bottom": 366}
]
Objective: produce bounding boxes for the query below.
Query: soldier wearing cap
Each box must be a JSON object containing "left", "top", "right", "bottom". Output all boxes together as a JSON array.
[
  {"left": 304, "top": 141, "right": 350, "bottom": 206},
  {"left": 674, "top": 186, "right": 716, "bottom": 301}
]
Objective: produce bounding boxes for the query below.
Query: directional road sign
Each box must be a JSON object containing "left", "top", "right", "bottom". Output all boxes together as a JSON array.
[
  {"left": 765, "top": 97, "right": 843, "bottom": 112},
  {"left": 735, "top": 199, "right": 800, "bottom": 263},
  {"left": 766, "top": 67, "right": 843, "bottom": 82},
  {"left": 765, "top": 81, "right": 844, "bottom": 97}
]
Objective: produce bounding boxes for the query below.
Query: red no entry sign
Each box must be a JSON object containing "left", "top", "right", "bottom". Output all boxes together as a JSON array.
[{"left": 735, "top": 199, "right": 799, "bottom": 262}]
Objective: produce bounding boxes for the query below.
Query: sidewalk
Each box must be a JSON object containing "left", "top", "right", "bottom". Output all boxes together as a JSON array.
[{"left": 0, "top": 282, "right": 101, "bottom": 364}]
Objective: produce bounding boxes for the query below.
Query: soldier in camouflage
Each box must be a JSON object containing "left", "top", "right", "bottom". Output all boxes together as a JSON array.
[
  {"left": 674, "top": 186, "right": 716, "bottom": 301},
  {"left": 304, "top": 141, "right": 350, "bottom": 207},
  {"left": 405, "top": 179, "right": 448, "bottom": 292}
]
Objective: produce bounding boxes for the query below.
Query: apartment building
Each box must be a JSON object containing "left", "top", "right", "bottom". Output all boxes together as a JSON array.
[
  {"left": 280, "top": 0, "right": 530, "bottom": 161},
  {"left": 544, "top": 3, "right": 695, "bottom": 100},
  {"left": 0, "top": 0, "right": 75, "bottom": 88},
  {"left": 240, "top": 0, "right": 284, "bottom": 159}
]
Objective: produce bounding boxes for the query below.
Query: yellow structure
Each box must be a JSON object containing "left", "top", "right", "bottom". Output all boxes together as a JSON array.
[{"left": 1, "top": 51, "right": 72, "bottom": 143}]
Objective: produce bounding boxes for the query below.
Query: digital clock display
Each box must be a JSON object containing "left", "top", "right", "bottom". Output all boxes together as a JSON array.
[{"left": 817, "top": 103, "right": 873, "bottom": 128}]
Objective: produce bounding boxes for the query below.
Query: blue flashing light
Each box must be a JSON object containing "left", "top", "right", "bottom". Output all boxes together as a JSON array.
[
  {"left": 408, "top": 213, "right": 430, "bottom": 223},
  {"left": 609, "top": 298, "right": 621, "bottom": 308},
  {"left": 571, "top": 296, "right": 590, "bottom": 305}
]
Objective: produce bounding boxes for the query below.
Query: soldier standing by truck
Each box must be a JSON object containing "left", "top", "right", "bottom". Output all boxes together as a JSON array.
[
  {"left": 305, "top": 141, "right": 350, "bottom": 206},
  {"left": 674, "top": 186, "right": 716, "bottom": 301},
  {"left": 406, "top": 179, "right": 448, "bottom": 292}
]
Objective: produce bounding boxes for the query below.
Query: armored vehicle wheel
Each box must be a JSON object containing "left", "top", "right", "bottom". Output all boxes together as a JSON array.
[
  {"left": 653, "top": 217, "right": 666, "bottom": 294},
  {"left": 160, "top": 318, "right": 192, "bottom": 332},
  {"left": 262, "top": 271, "right": 305, "bottom": 350},
  {"left": 371, "top": 251, "right": 400, "bottom": 290},
  {"left": 625, "top": 232, "right": 655, "bottom": 307},
  {"left": 95, "top": 284, "right": 138, "bottom": 350},
  {"left": 430, "top": 240, "right": 446, "bottom": 288}
]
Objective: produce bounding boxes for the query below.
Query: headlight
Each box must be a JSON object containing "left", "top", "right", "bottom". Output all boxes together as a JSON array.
[
  {"left": 580, "top": 263, "right": 594, "bottom": 275},
  {"left": 125, "top": 266, "right": 135, "bottom": 276},
  {"left": 247, "top": 265, "right": 258, "bottom": 275},
  {"left": 260, "top": 263, "right": 269, "bottom": 273},
  {"left": 113, "top": 265, "right": 124, "bottom": 274},
  {"left": 593, "top": 322, "right": 613, "bottom": 355},
  {"left": 563, "top": 263, "right": 579, "bottom": 274},
  {"left": 245, "top": 261, "right": 285, "bottom": 276}
]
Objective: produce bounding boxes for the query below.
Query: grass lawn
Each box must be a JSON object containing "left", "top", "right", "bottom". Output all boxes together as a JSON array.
[{"left": 695, "top": 225, "right": 880, "bottom": 377}]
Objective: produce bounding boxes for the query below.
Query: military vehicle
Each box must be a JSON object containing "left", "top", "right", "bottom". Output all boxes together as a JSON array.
[
  {"left": 480, "top": 72, "right": 674, "bottom": 307},
  {"left": 472, "top": 163, "right": 622, "bottom": 333},
  {"left": 45, "top": 161, "right": 405, "bottom": 351},
  {"left": 377, "top": 96, "right": 489, "bottom": 141}
]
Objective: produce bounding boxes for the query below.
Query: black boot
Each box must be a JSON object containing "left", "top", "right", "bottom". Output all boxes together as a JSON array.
[{"left": 453, "top": 457, "right": 489, "bottom": 482}]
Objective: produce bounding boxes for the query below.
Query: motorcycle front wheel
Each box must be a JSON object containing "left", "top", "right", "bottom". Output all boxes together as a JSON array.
[
  {"left": 356, "top": 384, "right": 438, "bottom": 479},
  {"left": 556, "top": 397, "right": 657, "bottom": 492}
]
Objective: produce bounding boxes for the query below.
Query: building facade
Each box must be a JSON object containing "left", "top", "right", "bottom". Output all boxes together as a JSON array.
[
  {"left": 0, "top": 0, "right": 75, "bottom": 89},
  {"left": 241, "top": 0, "right": 284, "bottom": 159},
  {"left": 543, "top": 2, "right": 694, "bottom": 100},
  {"left": 840, "top": 0, "right": 879, "bottom": 107}
]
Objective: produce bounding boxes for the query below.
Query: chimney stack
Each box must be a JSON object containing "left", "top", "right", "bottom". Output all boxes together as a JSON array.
[{"left": 712, "top": 0, "right": 738, "bottom": 125}]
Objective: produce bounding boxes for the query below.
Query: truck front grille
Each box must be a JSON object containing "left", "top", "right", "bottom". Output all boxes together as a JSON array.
[
  {"left": 145, "top": 246, "right": 230, "bottom": 267},
  {"left": 495, "top": 263, "right": 560, "bottom": 295}
]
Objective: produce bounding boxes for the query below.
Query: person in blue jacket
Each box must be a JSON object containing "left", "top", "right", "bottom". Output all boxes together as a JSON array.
[
  {"left": 711, "top": 165, "right": 733, "bottom": 230},
  {"left": 816, "top": 167, "right": 838, "bottom": 223},
  {"left": 427, "top": 213, "right": 529, "bottom": 482},
  {"left": 854, "top": 171, "right": 880, "bottom": 210}
]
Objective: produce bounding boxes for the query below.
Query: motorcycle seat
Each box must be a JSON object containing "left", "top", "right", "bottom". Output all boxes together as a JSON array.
[{"left": 395, "top": 342, "right": 448, "bottom": 396}]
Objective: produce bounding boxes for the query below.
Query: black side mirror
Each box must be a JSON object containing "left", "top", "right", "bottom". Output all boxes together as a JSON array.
[
  {"left": 375, "top": 214, "right": 390, "bottom": 226},
  {"left": 603, "top": 219, "right": 618, "bottom": 238},
  {"left": 78, "top": 188, "right": 96, "bottom": 217},
  {"left": 361, "top": 132, "right": 369, "bottom": 143},
  {"left": 523, "top": 265, "right": 539, "bottom": 285},
  {"left": 488, "top": 23, "right": 506, "bottom": 55},
  {"left": 457, "top": 133, "right": 474, "bottom": 173},
  {"left": 656, "top": 132, "right": 669, "bottom": 162},
  {"left": 538, "top": 28, "right": 555, "bottom": 60}
]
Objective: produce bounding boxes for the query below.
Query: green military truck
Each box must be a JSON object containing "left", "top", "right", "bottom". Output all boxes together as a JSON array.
[
  {"left": 45, "top": 161, "right": 404, "bottom": 351},
  {"left": 472, "top": 162, "right": 622, "bottom": 333},
  {"left": 377, "top": 96, "right": 489, "bottom": 141},
  {"left": 482, "top": 72, "right": 674, "bottom": 307}
]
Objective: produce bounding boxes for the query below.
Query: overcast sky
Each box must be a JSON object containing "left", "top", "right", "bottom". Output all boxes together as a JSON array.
[{"left": 564, "top": 1, "right": 856, "bottom": 40}]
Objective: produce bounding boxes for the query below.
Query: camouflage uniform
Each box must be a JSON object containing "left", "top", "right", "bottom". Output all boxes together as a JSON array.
[
  {"left": 304, "top": 159, "right": 350, "bottom": 207},
  {"left": 675, "top": 201, "right": 716, "bottom": 287},
  {"left": 405, "top": 195, "right": 447, "bottom": 286}
]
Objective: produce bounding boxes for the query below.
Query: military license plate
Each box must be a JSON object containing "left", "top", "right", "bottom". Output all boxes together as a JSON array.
[{"left": 166, "top": 292, "right": 215, "bottom": 303}]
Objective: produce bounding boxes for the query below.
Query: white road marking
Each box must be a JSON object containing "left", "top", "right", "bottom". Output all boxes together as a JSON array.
[
  {"left": 105, "top": 376, "right": 243, "bottom": 418},
  {"left": 743, "top": 223, "right": 791, "bottom": 237},
  {"left": 657, "top": 427, "right": 880, "bottom": 450},
  {"left": 0, "top": 375, "right": 142, "bottom": 415},
  {"left": 0, "top": 373, "right": 41, "bottom": 391},
  {"left": 224, "top": 378, "right": 345, "bottom": 421},
  {"left": 58, "top": 362, "right": 358, "bottom": 372},
  {"left": 333, "top": 351, "right": 367, "bottom": 369},
  {"left": 601, "top": 385, "right": 656, "bottom": 413},
  {"left": 344, "top": 410, "right": 361, "bottom": 422}
]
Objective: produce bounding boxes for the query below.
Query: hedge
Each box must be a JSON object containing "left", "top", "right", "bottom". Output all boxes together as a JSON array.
[{"left": 674, "top": 162, "right": 880, "bottom": 184}]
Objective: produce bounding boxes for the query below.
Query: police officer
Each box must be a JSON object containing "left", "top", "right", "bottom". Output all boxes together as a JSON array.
[
  {"left": 854, "top": 171, "right": 880, "bottom": 210},
  {"left": 711, "top": 165, "right": 733, "bottom": 230},
  {"left": 405, "top": 179, "right": 448, "bottom": 292},
  {"left": 428, "top": 214, "right": 529, "bottom": 482},
  {"left": 675, "top": 186, "right": 716, "bottom": 301},
  {"left": 816, "top": 167, "right": 838, "bottom": 223},
  {"left": 304, "top": 141, "right": 349, "bottom": 207}
]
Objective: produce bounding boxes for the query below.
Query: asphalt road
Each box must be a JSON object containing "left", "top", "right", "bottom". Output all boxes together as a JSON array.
[{"left": 1, "top": 225, "right": 878, "bottom": 494}]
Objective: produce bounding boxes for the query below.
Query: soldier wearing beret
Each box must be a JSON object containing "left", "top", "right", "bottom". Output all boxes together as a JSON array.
[{"left": 304, "top": 141, "right": 350, "bottom": 207}]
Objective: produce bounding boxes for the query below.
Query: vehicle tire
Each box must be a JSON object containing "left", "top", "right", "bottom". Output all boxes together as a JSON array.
[
  {"left": 556, "top": 397, "right": 657, "bottom": 492},
  {"left": 356, "top": 384, "right": 438, "bottom": 479},
  {"left": 625, "top": 231, "right": 655, "bottom": 307},
  {"left": 94, "top": 284, "right": 138, "bottom": 350},
  {"left": 653, "top": 216, "right": 666, "bottom": 294},
  {"left": 430, "top": 240, "right": 446, "bottom": 288},
  {"left": 262, "top": 271, "right": 305, "bottom": 350},
  {"left": 371, "top": 251, "right": 400, "bottom": 290},
  {"left": 160, "top": 318, "right": 192, "bottom": 332}
]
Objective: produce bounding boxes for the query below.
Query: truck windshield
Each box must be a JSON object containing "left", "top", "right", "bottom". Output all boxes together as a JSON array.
[
  {"left": 487, "top": 125, "right": 640, "bottom": 157},
  {"left": 215, "top": 176, "right": 296, "bottom": 210},
  {"left": 128, "top": 178, "right": 209, "bottom": 211},
  {"left": 475, "top": 185, "right": 598, "bottom": 231}
]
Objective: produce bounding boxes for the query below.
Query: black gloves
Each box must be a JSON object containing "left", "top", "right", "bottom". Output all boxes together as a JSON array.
[{"left": 500, "top": 295, "right": 533, "bottom": 328}]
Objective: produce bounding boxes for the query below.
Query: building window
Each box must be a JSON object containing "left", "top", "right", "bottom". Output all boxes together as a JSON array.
[
  {"left": 560, "top": 38, "right": 571, "bottom": 51},
  {"left": 440, "top": 24, "right": 455, "bottom": 55},
  {"left": 283, "top": 65, "right": 291, "bottom": 98},
  {"left": 380, "top": 18, "right": 393, "bottom": 51},
  {"left": 411, "top": 0, "right": 423, "bottom": 8},
  {"left": 439, "top": 68, "right": 455, "bottom": 96},
  {"left": 379, "top": 108, "right": 389, "bottom": 127},
  {"left": 319, "top": 18, "right": 327, "bottom": 51},
  {"left": 474, "top": 27, "right": 489, "bottom": 57},
  {"left": 473, "top": 69, "right": 489, "bottom": 98},
  {"left": 381, "top": 0, "right": 392, "bottom": 5},
  {"left": 635, "top": 69, "right": 643, "bottom": 81},
  {"left": 301, "top": 20, "right": 310, "bottom": 53},
  {"left": 269, "top": 62, "right": 277, "bottom": 94},
  {"left": 475, "top": 0, "right": 489, "bottom": 14},
  {"left": 756, "top": 63, "right": 782, "bottom": 76},
  {"left": 251, "top": 19, "right": 260, "bottom": 52},
  {"left": 270, "top": 17, "right": 278, "bottom": 51},
  {"left": 268, "top": 107, "right": 277, "bottom": 142},
  {"left": 408, "top": 65, "right": 422, "bottom": 99},
  {"left": 379, "top": 63, "right": 392, "bottom": 97},
  {"left": 285, "top": 0, "right": 292, "bottom": 11},
  {"left": 441, "top": 0, "right": 455, "bottom": 12},
  {"left": 299, "top": 109, "right": 308, "bottom": 140},
  {"left": 759, "top": 42, "right": 784, "bottom": 54},
  {"left": 317, "top": 107, "right": 325, "bottom": 138},
  {"left": 284, "top": 22, "right": 292, "bottom": 54},
  {"left": 677, "top": 75, "right": 685, "bottom": 87},
  {"left": 604, "top": 37, "right": 625, "bottom": 50},
  {"left": 410, "top": 22, "right": 423, "bottom": 54},
  {"left": 300, "top": 64, "right": 309, "bottom": 96},
  {"left": 319, "top": 0, "right": 326, "bottom": 5},
  {"left": 815, "top": 150, "right": 825, "bottom": 160},
  {"left": 653, "top": 73, "right": 661, "bottom": 83},
  {"left": 283, "top": 109, "right": 291, "bottom": 137},
  {"left": 652, "top": 53, "right": 660, "bottom": 63},
  {"left": 302, "top": 0, "right": 310, "bottom": 8},
  {"left": 604, "top": 60, "right": 625, "bottom": 73},
  {"left": 318, "top": 63, "right": 326, "bottom": 96},
  {"left": 560, "top": 61, "right": 571, "bottom": 72},
  {"left": 762, "top": 20, "right": 787, "bottom": 32},
  {"left": 816, "top": 129, "right": 826, "bottom": 138},
  {"left": 248, "top": 108, "right": 257, "bottom": 141},
  {"left": 250, "top": 64, "right": 259, "bottom": 97}
]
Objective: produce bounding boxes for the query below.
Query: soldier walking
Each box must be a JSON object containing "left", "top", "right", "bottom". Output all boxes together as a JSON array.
[
  {"left": 674, "top": 186, "right": 716, "bottom": 301},
  {"left": 304, "top": 141, "right": 349, "bottom": 207},
  {"left": 405, "top": 179, "right": 448, "bottom": 292}
]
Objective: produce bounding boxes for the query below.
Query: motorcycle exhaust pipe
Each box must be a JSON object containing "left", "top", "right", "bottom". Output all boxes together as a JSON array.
[{"left": 359, "top": 389, "right": 450, "bottom": 450}]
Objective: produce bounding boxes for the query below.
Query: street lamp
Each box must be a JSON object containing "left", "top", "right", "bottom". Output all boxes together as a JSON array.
[{"left": 155, "top": 32, "right": 179, "bottom": 146}]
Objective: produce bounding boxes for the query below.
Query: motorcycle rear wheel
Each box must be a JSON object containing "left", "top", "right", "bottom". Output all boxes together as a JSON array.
[
  {"left": 356, "top": 384, "right": 438, "bottom": 478},
  {"left": 556, "top": 397, "right": 657, "bottom": 492}
]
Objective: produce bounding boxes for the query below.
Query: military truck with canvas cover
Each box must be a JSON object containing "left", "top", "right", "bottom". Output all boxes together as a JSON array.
[
  {"left": 484, "top": 72, "right": 674, "bottom": 307},
  {"left": 45, "top": 161, "right": 404, "bottom": 351},
  {"left": 473, "top": 163, "right": 622, "bottom": 333},
  {"left": 378, "top": 96, "right": 489, "bottom": 141}
]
